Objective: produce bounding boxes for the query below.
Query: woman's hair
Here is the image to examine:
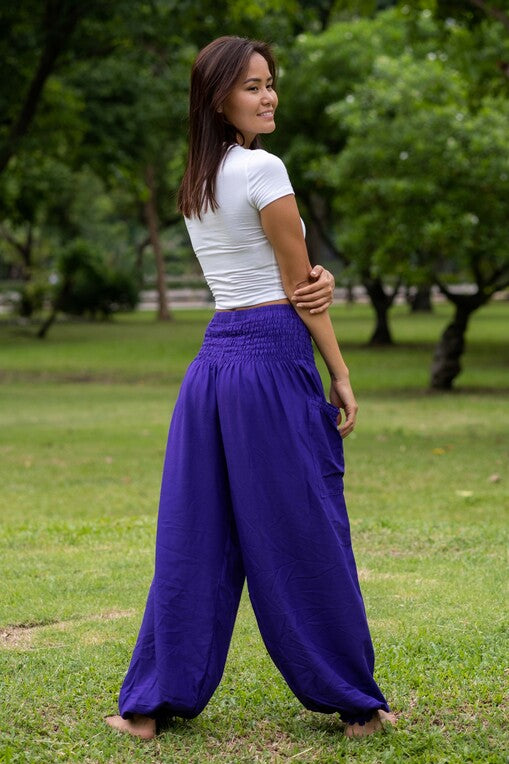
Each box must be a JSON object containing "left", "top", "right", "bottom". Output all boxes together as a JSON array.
[{"left": 177, "top": 36, "right": 276, "bottom": 219}]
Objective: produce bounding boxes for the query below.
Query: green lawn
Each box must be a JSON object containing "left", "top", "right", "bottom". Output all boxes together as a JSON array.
[{"left": 0, "top": 303, "right": 507, "bottom": 763}]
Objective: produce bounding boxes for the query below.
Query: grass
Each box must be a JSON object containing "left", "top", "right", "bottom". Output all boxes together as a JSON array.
[{"left": 0, "top": 302, "right": 508, "bottom": 763}]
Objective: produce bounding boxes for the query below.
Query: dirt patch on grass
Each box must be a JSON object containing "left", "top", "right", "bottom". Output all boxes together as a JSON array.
[
  {"left": 0, "top": 609, "right": 135, "bottom": 649},
  {"left": 0, "top": 369, "right": 181, "bottom": 385},
  {"left": 93, "top": 608, "right": 135, "bottom": 621},
  {"left": 1, "top": 627, "right": 36, "bottom": 649},
  {"left": 205, "top": 724, "right": 300, "bottom": 761}
]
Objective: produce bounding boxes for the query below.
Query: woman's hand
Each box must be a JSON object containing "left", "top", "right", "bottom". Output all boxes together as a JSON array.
[
  {"left": 290, "top": 265, "right": 335, "bottom": 314},
  {"left": 329, "top": 377, "right": 358, "bottom": 439}
]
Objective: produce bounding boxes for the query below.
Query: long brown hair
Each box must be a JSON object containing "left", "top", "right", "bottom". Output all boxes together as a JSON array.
[{"left": 177, "top": 36, "right": 277, "bottom": 219}]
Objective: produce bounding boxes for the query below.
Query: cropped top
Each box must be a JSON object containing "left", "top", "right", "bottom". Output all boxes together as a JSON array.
[{"left": 184, "top": 144, "right": 304, "bottom": 309}]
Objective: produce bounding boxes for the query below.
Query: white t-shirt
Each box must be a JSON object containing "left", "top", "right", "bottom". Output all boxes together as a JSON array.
[{"left": 184, "top": 144, "right": 304, "bottom": 309}]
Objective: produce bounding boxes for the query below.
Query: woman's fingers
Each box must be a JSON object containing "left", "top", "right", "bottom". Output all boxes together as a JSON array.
[
  {"left": 309, "top": 304, "right": 329, "bottom": 314},
  {"left": 292, "top": 296, "right": 333, "bottom": 312},
  {"left": 341, "top": 400, "right": 358, "bottom": 436},
  {"left": 290, "top": 266, "right": 334, "bottom": 312},
  {"left": 292, "top": 285, "right": 333, "bottom": 309},
  {"left": 295, "top": 294, "right": 332, "bottom": 307},
  {"left": 293, "top": 282, "right": 332, "bottom": 297},
  {"left": 309, "top": 265, "right": 324, "bottom": 279},
  {"left": 293, "top": 286, "right": 330, "bottom": 299},
  {"left": 330, "top": 382, "right": 358, "bottom": 438},
  {"left": 290, "top": 265, "right": 334, "bottom": 311},
  {"left": 338, "top": 413, "right": 355, "bottom": 438}
]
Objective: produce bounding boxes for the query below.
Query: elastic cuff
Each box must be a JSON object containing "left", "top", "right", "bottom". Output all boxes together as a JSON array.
[{"left": 340, "top": 704, "right": 390, "bottom": 726}]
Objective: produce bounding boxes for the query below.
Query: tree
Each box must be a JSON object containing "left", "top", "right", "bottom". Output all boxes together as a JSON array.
[
  {"left": 7, "top": 0, "right": 328, "bottom": 321},
  {"left": 430, "top": 0, "right": 509, "bottom": 35},
  {"left": 320, "top": 53, "right": 509, "bottom": 387},
  {"left": 37, "top": 239, "right": 138, "bottom": 338},
  {"left": 274, "top": 4, "right": 509, "bottom": 353},
  {"left": 0, "top": 1, "right": 135, "bottom": 177},
  {"left": 1, "top": 0, "right": 404, "bottom": 326},
  {"left": 273, "top": 7, "right": 422, "bottom": 343}
]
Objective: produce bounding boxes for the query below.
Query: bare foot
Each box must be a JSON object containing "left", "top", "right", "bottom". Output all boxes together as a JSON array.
[
  {"left": 105, "top": 713, "right": 156, "bottom": 739},
  {"left": 344, "top": 709, "right": 397, "bottom": 738}
]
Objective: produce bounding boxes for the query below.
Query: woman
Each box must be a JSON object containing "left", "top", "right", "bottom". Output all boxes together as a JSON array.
[{"left": 106, "top": 35, "right": 394, "bottom": 740}]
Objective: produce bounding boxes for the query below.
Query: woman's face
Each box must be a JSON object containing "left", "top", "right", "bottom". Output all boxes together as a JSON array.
[{"left": 221, "top": 52, "right": 278, "bottom": 146}]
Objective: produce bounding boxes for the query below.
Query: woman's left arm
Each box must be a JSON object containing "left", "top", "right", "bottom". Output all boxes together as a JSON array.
[
  {"left": 260, "top": 194, "right": 357, "bottom": 437},
  {"left": 290, "top": 264, "right": 335, "bottom": 314}
]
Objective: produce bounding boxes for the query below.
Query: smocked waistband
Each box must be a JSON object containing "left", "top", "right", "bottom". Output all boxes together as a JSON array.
[{"left": 195, "top": 304, "right": 314, "bottom": 364}]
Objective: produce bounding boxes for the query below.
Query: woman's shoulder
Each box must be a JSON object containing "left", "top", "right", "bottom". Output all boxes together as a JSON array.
[
  {"left": 244, "top": 148, "right": 294, "bottom": 211},
  {"left": 225, "top": 144, "right": 286, "bottom": 172},
  {"left": 246, "top": 147, "right": 287, "bottom": 173}
]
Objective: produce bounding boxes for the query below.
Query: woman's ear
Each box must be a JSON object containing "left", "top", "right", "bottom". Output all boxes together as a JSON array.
[{"left": 217, "top": 105, "right": 223, "bottom": 113}]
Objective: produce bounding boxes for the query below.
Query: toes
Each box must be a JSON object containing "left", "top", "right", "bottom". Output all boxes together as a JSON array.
[
  {"left": 105, "top": 715, "right": 123, "bottom": 730},
  {"left": 345, "top": 714, "right": 386, "bottom": 739},
  {"left": 104, "top": 714, "right": 156, "bottom": 739},
  {"left": 378, "top": 709, "right": 397, "bottom": 726}
]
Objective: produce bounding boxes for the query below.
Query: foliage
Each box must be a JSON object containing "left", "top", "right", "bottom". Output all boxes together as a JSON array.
[
  {"left": 270, "top": 8, "right": 445, "bottom": 342},
  {"left": 17, "top": 279, "right": 48, "bottom": 318},
  {"left": 1, "top": 1, "right": 509, "bottom": 358},
  {"left": 321, "top": 55, "right": 509, "bottom": 292},
  {"left": 1, "top": 0, "right": 347, "bottom": 319},
  {"left": 276, "top": 4, "right": 509, "bottom": 256},
  {"left": 271, "top": 4, "right": 509, "bottom": 356},
  {"left": 51, "top": 239, "right": 138, "bottom": 319}
]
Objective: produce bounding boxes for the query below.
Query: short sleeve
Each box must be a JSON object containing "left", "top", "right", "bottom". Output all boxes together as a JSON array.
[{"left": 247, "top": 150, "right": 295, "bottom": 211}]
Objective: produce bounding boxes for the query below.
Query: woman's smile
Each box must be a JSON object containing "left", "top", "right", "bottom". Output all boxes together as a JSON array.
[{"left": 221, "top": 52, "right": 278, "bottom": 145}]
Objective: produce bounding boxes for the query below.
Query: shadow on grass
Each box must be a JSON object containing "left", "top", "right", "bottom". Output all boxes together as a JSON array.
[{"left": 359, "top": 385, "right": 509, "bottom": 399}]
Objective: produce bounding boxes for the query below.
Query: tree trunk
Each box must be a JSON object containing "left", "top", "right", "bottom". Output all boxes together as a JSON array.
[
  {"left": 0, "top": 223, "right": 33, "bottom": 280},
  {"left": 429, "top": 294, "right": 486, "bottom": 389},
  {"left": 304, "top": 217, "right": 326, "bottom": 267},
  {"left": 305, "top": 192, "right": 348, "bottom": 265},
  {"left": 37, "top": 309, "right": 57, "bottom": 339},
  {"left": 144, "top": 164, "right": 171, "bottom": 321},
  {"left": 409, "top": 284, "right": 433, "bottom": 313},
  {"left": 135, "top": 234, "right": 150, "bottom": 285},
  {"left": 363, "top": 277, "right": 395, "bottom": 345}
]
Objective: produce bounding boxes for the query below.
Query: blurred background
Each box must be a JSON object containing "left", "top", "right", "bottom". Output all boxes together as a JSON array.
[{"left": 1, "top": 0, "right": 508, "bottom": 388}]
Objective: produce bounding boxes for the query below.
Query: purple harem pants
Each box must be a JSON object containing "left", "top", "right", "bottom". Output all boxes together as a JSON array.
[{"left": 118, "top": 304, "right": 389, "bottom": 725}]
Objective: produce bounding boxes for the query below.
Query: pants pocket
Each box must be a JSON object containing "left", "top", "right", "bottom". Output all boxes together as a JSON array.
[{"left": 307, "top": 398, "right": 345, "bottom": 498}]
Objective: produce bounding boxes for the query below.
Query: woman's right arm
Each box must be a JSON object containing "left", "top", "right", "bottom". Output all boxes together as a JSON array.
[{"left": 260, "top": 194, "right": 358, "bottom": 437}]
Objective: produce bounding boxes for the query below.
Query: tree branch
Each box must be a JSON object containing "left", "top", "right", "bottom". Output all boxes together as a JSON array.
[
  {"left": 0, "top": 225, "right": 20, "bottom": 251},
  {"left": 485, "top": 265, "right": 509, "bottom": 295},
  {"left": 493, "top": 276, "right": 509, "bottom": 292},
  {"left": 468, "top": 0, "right": 509, "bottom": 32},
  {"left": 136, "top": 234, "right": 151, "bottom": 255},
  {"left": 487, "top": 264, "right": 509, "bottom": 285},
  {"left": 0, "top": 223, "right": 34, "bottom": 271},
  {"left": 318, "top": 0, "right": 337, "bottom": 31},
  {"left": 388, "top": 277, "right": 403, "bottom": 307},
  {"left": 471, "top": 255, "right": 484, "bottom": 289},
  {"left": 433, "top": 275, "right": 458, "bottom": 304},
  {"left": 0, "top": 0, "right": 83, "bottom": 174}
]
